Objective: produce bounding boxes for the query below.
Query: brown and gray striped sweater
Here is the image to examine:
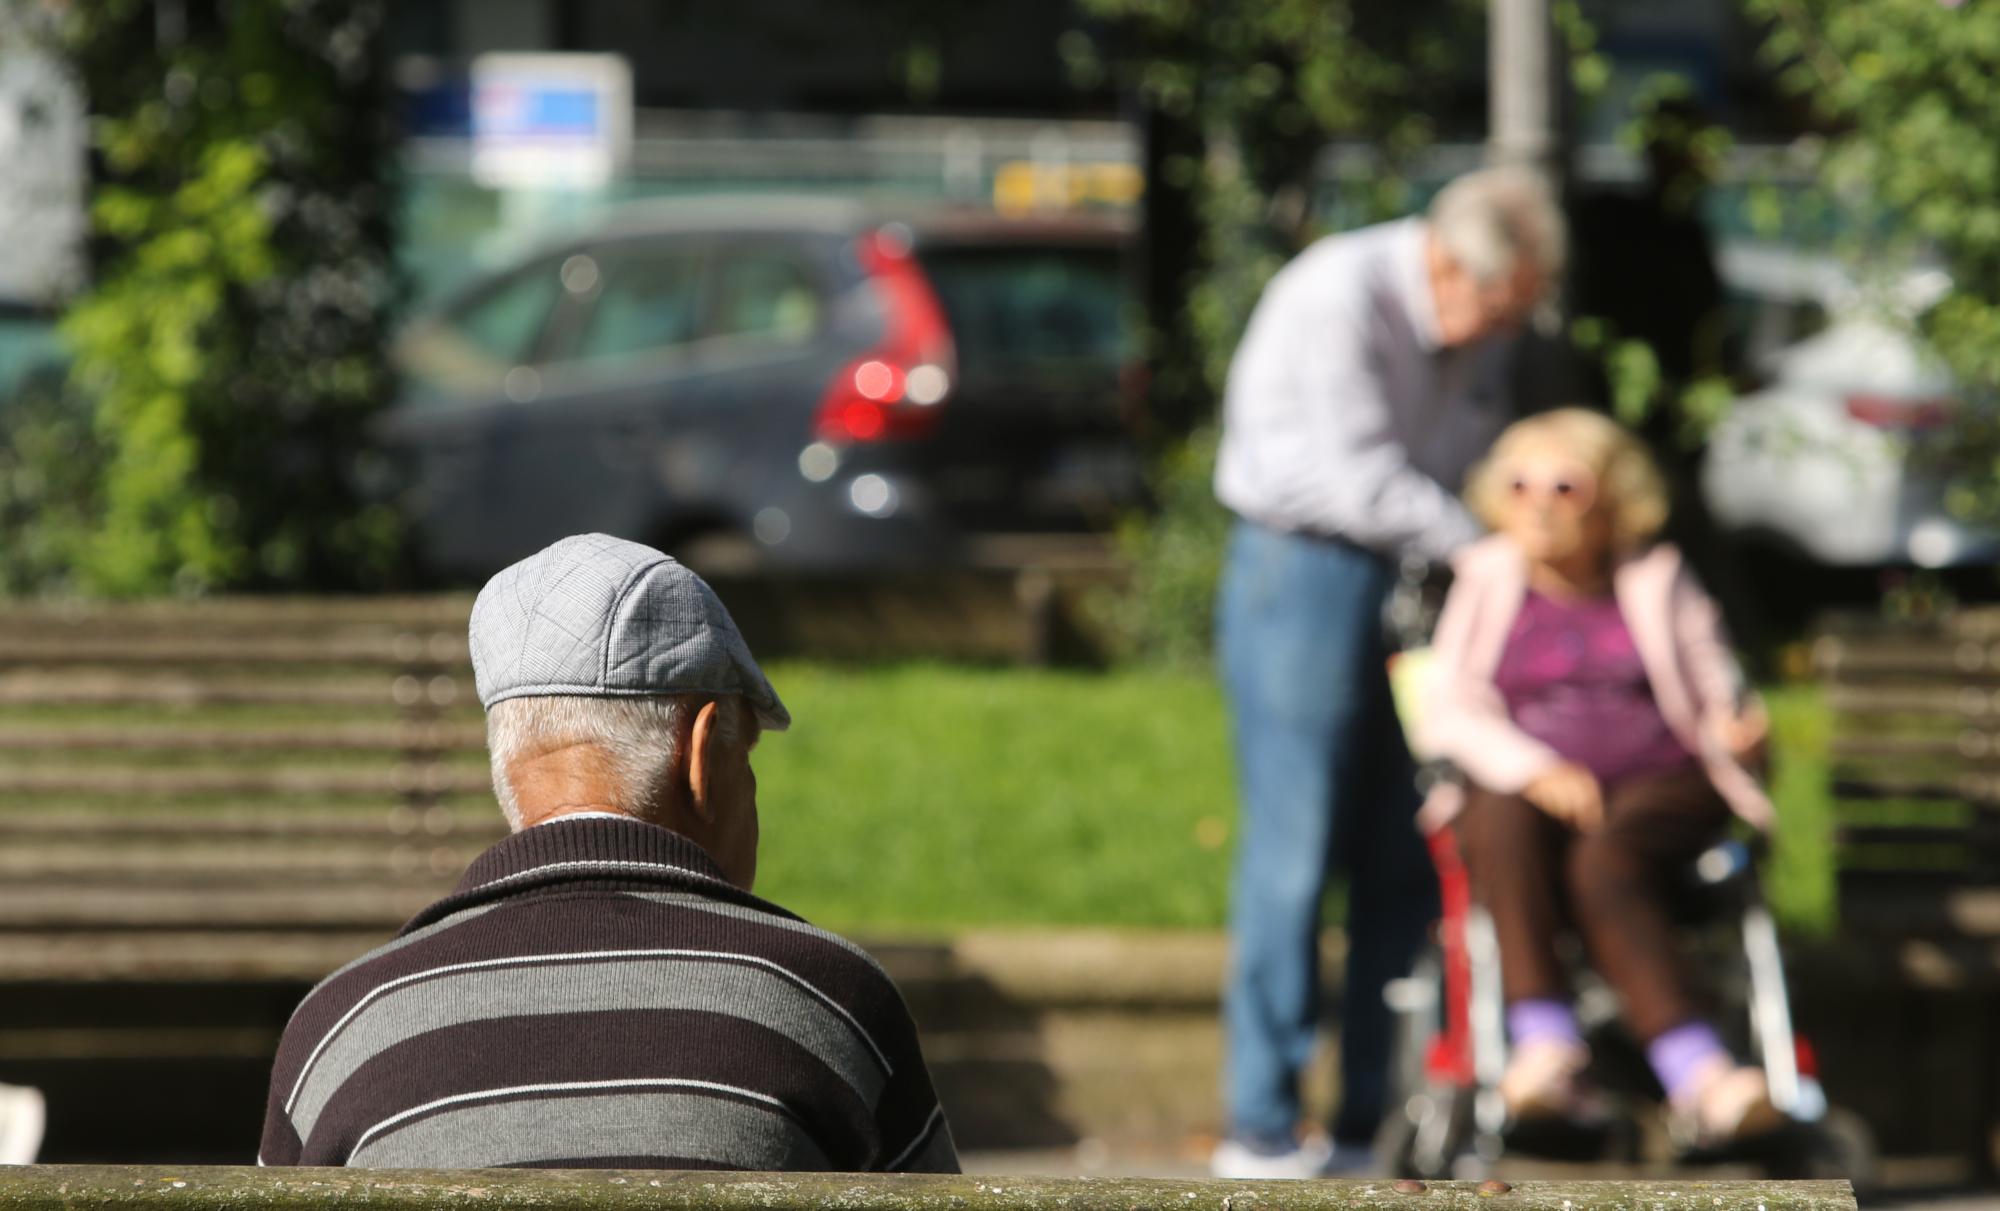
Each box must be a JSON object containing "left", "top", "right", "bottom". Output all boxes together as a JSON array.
[{"left": 259, "top": 816, "right": 958, "bottom": 1172}]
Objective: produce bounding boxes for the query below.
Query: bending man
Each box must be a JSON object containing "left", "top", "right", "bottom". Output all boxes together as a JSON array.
[{"left": 1212, "top": 169, "right": 1564, "bottom": 1177}]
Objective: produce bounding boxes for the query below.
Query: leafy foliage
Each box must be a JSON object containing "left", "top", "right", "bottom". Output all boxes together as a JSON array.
[
  {"left": 17, "top": 0, "right": 401, "bottom": 595},
  {"left": 1100, "top": 425, "right": 1226, "bottom": 668},
  {"left": 1071, "top": 0, "right": 1482, "bottom": 663},
  {"left": 1562, "top": 61, "right": 1744, "bottom": 449},
  {"left": 1743, "top": 0, "right": 2000, "bottom": 517},
  {"left": 1078, "top": 0, "right": 1480, "bottom": 412}
]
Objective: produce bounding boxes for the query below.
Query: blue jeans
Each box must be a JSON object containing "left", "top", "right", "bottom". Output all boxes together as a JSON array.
[{"left": 1218, "top": 520, "right": 1439, "bottom": 1146}]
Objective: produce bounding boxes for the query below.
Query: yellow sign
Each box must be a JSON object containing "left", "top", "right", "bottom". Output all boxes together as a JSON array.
[{"left": 992, "top": 160, "right": 1143, "bottom": 214}]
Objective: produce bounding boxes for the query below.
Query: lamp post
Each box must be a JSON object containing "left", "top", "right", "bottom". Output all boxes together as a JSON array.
[{"left": 1488, "top": 0, "right": 1558, "bottom": 184}]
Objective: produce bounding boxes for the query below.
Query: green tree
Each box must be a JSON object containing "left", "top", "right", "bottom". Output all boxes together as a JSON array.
[
  {"left": 1743, "top": 0, "right": 2000, "bottom": 519},
  {"left": 1074, "top": 0, "right": 1482, "bottom": 664},
  {"left": 1078, "top": 0, "right": 1480, "bottom": 432},
  {"left": 15, "top": 0, "right": 402, "bottom": 596}
]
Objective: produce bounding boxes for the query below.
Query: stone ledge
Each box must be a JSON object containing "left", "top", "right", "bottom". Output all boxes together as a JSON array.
[{"left": 0, "top": 1167, "right": 1856, "bottom": 1211}]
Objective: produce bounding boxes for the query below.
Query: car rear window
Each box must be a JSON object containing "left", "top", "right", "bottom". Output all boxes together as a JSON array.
[
  {"left": 915, "top": 244, "right": 1127, "bottom": 382},
  {"left": 446, "top": 257, "right": 565, "bottom": 366},
  {"left": 569, "top": 250, "right": 705, "bottom": 364}
]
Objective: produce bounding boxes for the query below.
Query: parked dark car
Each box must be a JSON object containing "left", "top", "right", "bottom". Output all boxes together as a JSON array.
[{"left": 382, "top": 195, "right": 1144, "bottom": 581}]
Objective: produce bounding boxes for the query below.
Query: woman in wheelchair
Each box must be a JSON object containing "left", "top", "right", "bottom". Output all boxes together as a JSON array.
[{"left": 1419, "top": 408, "right": 1779, "bottom": 1147}]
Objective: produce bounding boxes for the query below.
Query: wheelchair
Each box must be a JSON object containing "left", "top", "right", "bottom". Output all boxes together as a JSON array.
[{"left": 1372, "top": 810, "right": 1877, "bottom": 1185}]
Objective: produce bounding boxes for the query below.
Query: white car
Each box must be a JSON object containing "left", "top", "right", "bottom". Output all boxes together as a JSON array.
[{"left": 1701, "top": 245, "right": 1993, "bottom": 568}]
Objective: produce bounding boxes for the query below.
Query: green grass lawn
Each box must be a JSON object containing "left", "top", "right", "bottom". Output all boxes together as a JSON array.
[
  {"left": 753, "top": 661, "right": 1238, "bottom": 934},
  {"left": 1763, "top": 683, "right": 1836, "bottom": 933},
  {"left": 752, "top": 662, "right": 1839, "bottom": 935}
]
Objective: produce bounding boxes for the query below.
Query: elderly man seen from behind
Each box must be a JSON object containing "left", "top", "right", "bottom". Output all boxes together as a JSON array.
[
  {"left": 1212, "top": 168, "right": 1564, "bottom": 1178},
  {"left": 260, "top": 533, "right": 958, "bottom": 1173}
]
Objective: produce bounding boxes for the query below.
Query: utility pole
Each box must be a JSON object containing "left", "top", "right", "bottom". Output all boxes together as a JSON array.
[
  {"left": 1489, "top": 0, "right": 1577, "bottom": 405},
  {"left": 1488, "top": 0, "right": 1559, "bottom": 183}
]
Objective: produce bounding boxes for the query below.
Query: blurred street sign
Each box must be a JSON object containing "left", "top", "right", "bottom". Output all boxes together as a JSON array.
[
  {"left": 992, "top": 161, "right": 1143, "bottom": 215},
  {"left": 471, "top": 53, "right": 632, "bottom": 190},
  {"left": 0, "top": 47, "right": 84, "bottom": 304}
]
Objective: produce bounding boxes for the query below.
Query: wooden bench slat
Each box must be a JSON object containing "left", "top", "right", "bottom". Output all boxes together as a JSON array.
[
  {"left": 0, "top": 767, "right": 493, "bottom": 797},
  {"left": 0, "top": 809, "right": 496, "bottom": 838},
  {"left": 1817, "top": 640, "right": 1995, "bottom": 677},
  {"left": 0, "top": 931, "right": 395, "bottom": 981},
  {"left": 0, "top": 1024, "right": 281, "bottom": 1061},
  {"left": 1833, "top": 883, "right": 2000, "bottom": 936},
  {"left": 1829, "top": 774, "right": 1997, "bottom": 802},
  {"left": 0, "top": 596, "right": 473, "bottom": 626},
  {"left": 1837, "top": 824, "right": 1980, "bottom": 846},
  {"left": 0, "top": 724, "right": 487, "bottom": 752},
  {"left": 1830, "top": 734, "right": 1988, "bottom": 760},
  {"left": 1825, "top": 685, "right": 2000, "bottom": 717},
  {"left": 0, "top": 636, "right": 470, "bottom": 666},
  {"left": 0, "top": 886, "right": 442, "bottom": 929},
  {"left": 0, "top": 672, "right": 472, "bottom": 709},
  {"left": 0, "top": 845, "right": 484, "bottom": 881}
]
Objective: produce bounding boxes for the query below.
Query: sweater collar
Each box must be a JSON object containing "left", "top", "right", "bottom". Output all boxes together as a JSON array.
[{"left": 401, "top": 816, "right": 768, "bottom": 934}]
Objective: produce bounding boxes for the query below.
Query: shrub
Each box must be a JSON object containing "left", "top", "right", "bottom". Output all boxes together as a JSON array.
[
  {"left": 1744, "top": 0, "right": 2000, "bottom": 520},
  {"left": 16, "top": 0, "right": 402, "bottom": 595},
  {"left": 1105, "top": 426, "right": 1227, "bottom": 669}
]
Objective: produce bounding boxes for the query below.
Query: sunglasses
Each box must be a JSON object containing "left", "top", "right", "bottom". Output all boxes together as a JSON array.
[{"left": 1501, "top": 464, "right": 1598, "bottom": 512}]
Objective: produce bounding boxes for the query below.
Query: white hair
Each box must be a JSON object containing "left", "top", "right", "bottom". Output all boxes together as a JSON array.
[
  {"left": 486, "top": 694, "right": 753, "bottom": 830},
  {"left": 1428, "top": 166, "right": 1567, "bottom": 287}
]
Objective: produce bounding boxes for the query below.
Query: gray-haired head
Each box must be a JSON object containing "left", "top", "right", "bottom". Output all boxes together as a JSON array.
[
  {"left": 469, "top": 533, "right": 786, "bottom": 830},
  {"left": 1428, "top": 166, "right": 1567, "bottom": 289}
]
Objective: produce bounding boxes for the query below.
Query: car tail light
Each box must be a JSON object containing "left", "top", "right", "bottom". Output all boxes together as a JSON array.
[
  {"left": 814, "top": 228, "right": 956, "bottom": 444},
  {"left": 1846, "top": 393, "right": 1954, "bottom": 430}
]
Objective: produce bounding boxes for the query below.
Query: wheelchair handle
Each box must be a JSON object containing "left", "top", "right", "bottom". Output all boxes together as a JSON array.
[{"left": 1694, "top": 838, "right": 1760, "bottom": 886}]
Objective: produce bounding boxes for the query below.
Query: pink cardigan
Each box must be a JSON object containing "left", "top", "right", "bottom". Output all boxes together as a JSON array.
[{"left": 1415, "top": 535, "right": 1774, "bottom": 832}]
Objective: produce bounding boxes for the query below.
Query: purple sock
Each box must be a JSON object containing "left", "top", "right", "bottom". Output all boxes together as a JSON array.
[
  {"left": 1507, "top": 998, "right": 1581, "bottom": 1046},
  {"left": 1648, "top": 1020, "right": 1730, "bottom": 1102}
]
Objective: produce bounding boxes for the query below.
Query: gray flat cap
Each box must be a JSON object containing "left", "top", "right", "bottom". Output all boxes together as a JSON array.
[{"left": 469, "top": 532, "right": 789, "bottom": 730}]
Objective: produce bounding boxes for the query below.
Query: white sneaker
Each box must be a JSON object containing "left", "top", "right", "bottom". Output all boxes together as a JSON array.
[
  {"left": 1210, "top": 1131, "right": 1335, "bottom": 1179},
  {"left": 0, "top": 1085, "right": 44, "bottom": 1165}
]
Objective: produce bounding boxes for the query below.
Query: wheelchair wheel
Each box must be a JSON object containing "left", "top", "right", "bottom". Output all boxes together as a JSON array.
[
  {"left": 1375, "top": 945, "right": 1475, "bottom": 1178},
  {"left": 1376, "top": 1082, "right": 1475, "bottom": 1179},
  {"left": 1763, "top": 1107, "right": 1877, "bottom": 1194}
]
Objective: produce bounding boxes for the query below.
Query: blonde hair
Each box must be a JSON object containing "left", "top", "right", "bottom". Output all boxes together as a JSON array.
[{"left": 1466, "top": 408, "right": 1669, "bottom": 553}]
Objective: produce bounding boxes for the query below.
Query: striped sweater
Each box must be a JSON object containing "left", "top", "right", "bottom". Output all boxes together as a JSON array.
[{"left": 259, "top": 816, "right": 958, "bottom": 1172}]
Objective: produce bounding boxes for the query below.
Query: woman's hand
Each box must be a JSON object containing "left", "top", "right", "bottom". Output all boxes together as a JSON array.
[
  {"left": 1523, "top": 761, "right": 1603, "bottom": 832},
  {"left": 1714, "top": 703, "right": 1769, "bottom": 767}
]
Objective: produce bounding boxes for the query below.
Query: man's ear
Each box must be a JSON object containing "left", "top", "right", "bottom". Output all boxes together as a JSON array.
[{"left": 686, "top": 699, "right": 722, "bottom": 822}]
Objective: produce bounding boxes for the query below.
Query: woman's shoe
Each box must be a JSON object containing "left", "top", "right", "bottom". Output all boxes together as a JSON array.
[
  {"left": 1675, "top": 1060, "right": 1785, "bottom": 1147},
  {"left": 0, "top": 1084, "right": 43, "bottom": 1165},
  {"left": 1498, "top": 1037, "right": 1591, "bottom": 1120}
]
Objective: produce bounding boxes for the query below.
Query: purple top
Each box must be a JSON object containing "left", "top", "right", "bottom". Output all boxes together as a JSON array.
[{"left": 1491, "top": 590, "right": 1694, "bottom": 787}]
